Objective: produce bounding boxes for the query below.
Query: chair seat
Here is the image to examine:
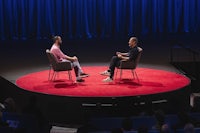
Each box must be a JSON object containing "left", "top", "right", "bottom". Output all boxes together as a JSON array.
[
  {"left": 54, "top": 61, "right": 73, "bottom": 71},
  {"left": 117, "top": 60, "right": 136, "bottom": 69},
  {"left": 115, "top": 47, "right": 142, "bottom": 82},
  {"left": 46, "top": 49, "right": 73, "bottom": 81}
]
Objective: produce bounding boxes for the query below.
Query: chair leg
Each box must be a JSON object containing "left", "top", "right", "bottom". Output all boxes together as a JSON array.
[
  {"left": 53, "top": 72, "right": 57, "bottom": 81},
  {"left": 70, "top": 71, "right": 74, "bottom": 83},
  {"left": 131, "top": 70, "right": 135, "bottom": 80},
  {"left": 48, "top": 66, "right": 52, "bottom": 81},
  {"left": 70, "top": 71, "right": 73, "bottom": 81},
  {"left": 120, "top": 69, "right": 122, "bottom": 80},
  {"left": 48, "top": 71, "right": 50, "bottom": 81},
  {"left": 68, "top": 71, "right": 70, "bottom": 80},
  {"left": 134, "top": 71, "right": 140, "bottom": 83},
  {"left": 53, "top": 73, "right": 56, "bottom": 81},
  {"left": 57, "top": 72, "right": 59, "bottom": 79},
  {"left": 68, "top": 71, "right": 73, "bottom": 81},
  {"left": 51, "top": 71, "right": 55, "bottom": 81},
  {"left": 115, "top": 68, "right": 118, "bottom": 81}
]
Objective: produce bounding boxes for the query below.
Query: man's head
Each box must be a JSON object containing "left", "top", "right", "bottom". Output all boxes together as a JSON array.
[
  {"left": 161, "top": 124, "right": 170, "bottom": 133},
  {"left": 128, "top": 37, "right": 138, "bottom": 48},
  {"left": 138, "top": 126, "right": 148, "bottom": 133},
  {"left": 122, "top": 118, "right": 133, "bottom": 131},
  {"left": 184, "top": 123, "right": 194, "bottom": 133},
  {"left": 155, "top": 110, "right": 165, "bottom": 124},
  {"left": 53, "top": 36, "right": 62, "bottom": 45},
  {"left": 178, "top": 111, "right": 190, "bottom": 124}
]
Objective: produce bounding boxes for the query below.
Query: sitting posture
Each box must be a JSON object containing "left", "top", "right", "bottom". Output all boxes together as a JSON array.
[
  {"left": 101, "top": 37, "right": 140, "bottom": 82},
  {"left": 50, "top": 36, "right": 89, "bottom": 82}
]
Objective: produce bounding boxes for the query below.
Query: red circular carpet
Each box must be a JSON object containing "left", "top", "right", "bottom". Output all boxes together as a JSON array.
[{"left": 16, "top": 66, "right": 190, "bottom": 97}]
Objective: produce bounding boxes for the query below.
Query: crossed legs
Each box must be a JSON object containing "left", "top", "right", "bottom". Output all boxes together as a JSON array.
[
  {"left": 63, "top": 59, "right": 88, "bottom": 82},
  {"left": 101, "top": 56, "right": 121, "bottom": 82},
  {"left": 72, "top": 60, "right": 83, "bottom": 80}
]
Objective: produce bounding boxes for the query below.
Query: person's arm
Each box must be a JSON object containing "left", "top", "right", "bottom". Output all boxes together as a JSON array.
[
  {"left": 116, "top": 52, "right": 129, "bottom": 56},
  {"left": 121, "top": 52, "right": 129, "bottom": 56},
  {"left": 64, "top": 55, "right": 77, "bottom": 62},
  {"left": 54, "top": 48, "right": 77, "bottom": 62},
  {"left": 117, "top": 47, "right": 139, "bottom": 61},
  {"left": 117, "top": 54, "right": 129, "bottom": 61}
]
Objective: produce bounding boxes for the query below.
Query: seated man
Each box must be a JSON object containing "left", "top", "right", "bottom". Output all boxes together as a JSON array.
[
  {"left": 50, "top": 36, "right": 89, "bottom": 82},
  {"left": 101, "top": 37, "right": 140, "bottom": 82}
]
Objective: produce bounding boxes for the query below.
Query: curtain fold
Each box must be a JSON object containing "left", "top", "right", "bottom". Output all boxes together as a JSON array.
[{"left": 0, "top": 0, "right": 200, "bottom": 40}]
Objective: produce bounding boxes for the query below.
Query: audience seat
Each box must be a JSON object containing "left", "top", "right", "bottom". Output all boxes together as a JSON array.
[
  {"left": 148, "top": 130, "right": 159, "bottom": 133},
  {"left": 2, "top": 112, "right": 40, "bottom": 133},
  {"left": 165, "top": 114, "right": 179, "bottom": 127},
  {"left": 190, "top": 113, "right": 200, "bottom": 121},
  {"left": 89, "top": 131, "right": 138, "bottom": 133},
  {"left": 89, "top": 131, "right": 110, "bottom": 133},
  {"left": 90, "top": 117, "right": 123, "bottom": 130},
  {"left": 131, "top": 116, "right": 156, "bottom": 129},
  {"left": 124, "top": 131, "right": 138, "bottom": 133},
  {"left": 175, "top": 128, "right": 200, "bottom": 133},
  {"left": 90, "top": 115, "right": 179, "bottom": 131},
  {"left": 0, "top": 127, "right": 13, "bottom": 133}
]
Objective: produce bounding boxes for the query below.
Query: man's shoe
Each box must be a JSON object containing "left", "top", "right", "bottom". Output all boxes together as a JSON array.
[
  {"left": 76, "top": 79, "right": 85, "bottom": 83},
  {"left": 80, "top": 73, "right": 89, "bottom": 78},
  {"left": 103, "top": 77, "right": 113, "bottom": 82},
  {"left": 100, "top": 70, "right": 111, "bottom": 76}
]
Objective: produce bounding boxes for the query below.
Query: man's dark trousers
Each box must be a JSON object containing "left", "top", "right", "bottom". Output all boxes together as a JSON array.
[{"left": 109, "top": 56, "right": 121, "bottom": 79}]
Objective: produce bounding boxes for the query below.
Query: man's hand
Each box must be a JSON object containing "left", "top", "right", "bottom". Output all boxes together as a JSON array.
[
  {"left": 117, "top": 54, "right": 122, "bottom": 59},
  {"left": 72, "top": 56, "right": 78, "bottom": 61},
  {"left": 117, "top": 54, "right": 129, "bottom": 60},
  {"left": 65, "top": 55, "right": 78, "bottom": 61},
  {"left": 117, "top": 52, "right": 129, "bottom": 56},
  {"left": 116, "top": 52, "right": 121, "bottom": 56}
]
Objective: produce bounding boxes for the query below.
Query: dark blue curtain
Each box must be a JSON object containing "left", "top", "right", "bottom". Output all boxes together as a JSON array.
[{"left": 0, "top": 0, "right": 200, "bottom": 40}]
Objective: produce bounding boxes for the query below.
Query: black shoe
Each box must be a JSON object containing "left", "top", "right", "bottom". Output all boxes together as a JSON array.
[
  {"left": 80, "top": 73, "right": 89, "bottom": 78},
  {"left": 76, "top": 79, "right": 85, "bottom": 83}
]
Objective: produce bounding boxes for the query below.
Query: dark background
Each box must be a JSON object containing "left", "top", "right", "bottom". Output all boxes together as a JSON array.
[{"left": 1, "top": 0, "right": 200, "bottom": 40}]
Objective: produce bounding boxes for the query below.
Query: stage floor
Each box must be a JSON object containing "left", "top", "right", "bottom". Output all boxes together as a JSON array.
[{"left": 16, "top": 66, "right": 190, "bottom": 97}]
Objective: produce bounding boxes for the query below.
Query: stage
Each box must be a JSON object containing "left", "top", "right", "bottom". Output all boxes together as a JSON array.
[
  {"left": 0, "top": 40, "right": 193, "bottom": 123},
  {"left": 0, "top": 0, "right": 199, "bottom": 125},
  {"left": 16, "top": 66, "right": 190, "bottom": 98}
]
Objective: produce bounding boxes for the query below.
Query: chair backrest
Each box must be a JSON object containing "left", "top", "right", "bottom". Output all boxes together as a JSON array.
[
  {"left": 134, "top": 47, "right": 143, "bottom": 68},
  {"left": 46, "top": 49, "right": 58, "bottom": 70},
  {"left": 119, "top": 47, "right": 143, "bottom": 69}
]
